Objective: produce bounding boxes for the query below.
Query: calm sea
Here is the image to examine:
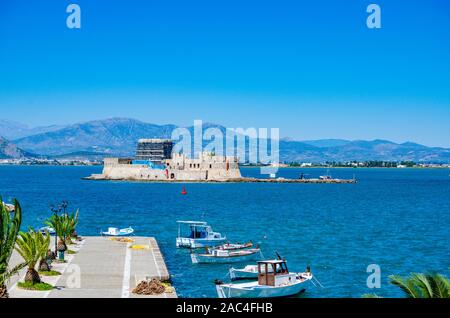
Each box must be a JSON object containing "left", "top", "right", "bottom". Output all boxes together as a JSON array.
[{"left": 1, "top": 166, "right": 449, "bottom": 297}]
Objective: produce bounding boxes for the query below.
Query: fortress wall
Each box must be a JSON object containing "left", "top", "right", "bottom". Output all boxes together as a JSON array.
[
  {"left": 170, "top": 170, "right": 207, "bottom": 181},
  {"left": 101, "top": 153, "right": 242, "bottom": 181},
  {"left": 102, "top": 163, "right": 166, "bottom": 180},
  {"left": 206, "top": 166, "right": 241, "bottom": 180},
  {"left": 168, "top": 167, "right": 240, "bottom": 181}
]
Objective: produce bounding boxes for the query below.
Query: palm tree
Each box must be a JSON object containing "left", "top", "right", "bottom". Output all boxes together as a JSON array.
[
  {"left": 69, "top": 210, "right": 79, "bottom": 238},
  {"left": 15, "top": 229, "right": 50, "bottom": 284},
  {"left": 38, "top": 232, "right": 52, "bottom": 272},
  {"left": 363, "top": 272, "right": 450, "bottom": 298},
  {"left": 45, "top": 214, "right": 67, "bottom": 257},
  {"left": 389, "top": 273, "right": 450, "bottom": 298},
  {"left": 63, "top": 210, "right": 79, "bottom": 245},
  {"left": 0, "top": 198, "right": 25, "bottom": 298}
]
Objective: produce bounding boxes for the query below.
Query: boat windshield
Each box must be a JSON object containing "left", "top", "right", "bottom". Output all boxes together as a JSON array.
[
  {"left": 189, "top": 225, "right": 210, "bottom": 238},
  {"left": 177, "top": 221, "right": 211, "bottom": 238}
]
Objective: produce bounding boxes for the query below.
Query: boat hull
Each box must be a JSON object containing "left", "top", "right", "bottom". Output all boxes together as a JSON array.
[
  {"left": 229, "top": 268, "right": 258, "bottom": 281},
  {"left": 215, "top": 242, "right": 253, "bottom": 251},
  {"left": 191, "top": 250, "right": 261, "bottom": 264},
  {"left": 216, "top": 280, "right": 309, "bottom": 298},
  {"left": 101, "top": 228, "right": 134, "bottom": 236},
  {"left": 176, "top": 237, "right": 227, "bottom": 249},
  {"left": 102, "top": 232, "right": 132, "bottom": 237}
]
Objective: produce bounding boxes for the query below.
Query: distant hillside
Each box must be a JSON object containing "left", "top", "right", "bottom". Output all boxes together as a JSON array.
[
  {"left": 0, "top": 136, "right": 35, "bottom": 159},
  {"left": 9, "top": 118, "right": 450, "bottom": 163},
  {"left": 280, "top": 139, "right": 450, "bottom": 163},
  {"left": 301, "top": 139, "right": 351, "bottom": 148},
  {"left": 13, "top": 118, "right": 177, "bottom": 156},
  {"left": 0, "top": 119, "right": 65, "bottom": 140}
]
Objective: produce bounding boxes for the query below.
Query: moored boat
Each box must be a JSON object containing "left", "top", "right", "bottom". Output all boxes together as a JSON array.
[
  {"left": 216, "top": 260, "right": 312, "bottom": 298},
  {"left": 215, "top": 241, "right": 253, "bottom": 251},
  {"left": 191, "top": 248, "right": 261, "bottom": 264},
  {"left": 39, "top": 226, "right": 56, "bottom": 236},
  {"left": 176, "top": 220, "right": 226, "bottom": 248},
  {"left": 101, "top": 226, "right": 134, "bottom": 236},
  {"left": 229, "top": 252, "right": 285, "bottom": 280}
]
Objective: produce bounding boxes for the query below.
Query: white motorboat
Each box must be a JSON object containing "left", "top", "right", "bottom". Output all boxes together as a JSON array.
[
  {"left": 39, "top": 226, "right": 56, "bottom": 236},
  {"left": 176, "top": 220, "right": 226, "bottom": 248},
  {"left": 101, "top": 227, "right": 134, "bottom": 236},
  {"left": 191, "top": 248, "right": 261, "bottom": 264},
  {"left": 215, "top": 242, "right": 253, "bottom": 251},
  {"left": 216, "top": 260, "right": 312, "bottom": 298}
]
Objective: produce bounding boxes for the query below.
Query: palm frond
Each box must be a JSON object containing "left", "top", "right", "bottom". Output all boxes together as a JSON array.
[
  {"left": 411, "top": 273, "right": 434, "bottom": 298},
  {"left": 390, "top": 272, "right": 450, "bottom": 298},
  {"left": 389, "top": 274, "right": 421, "bottom": 298},
  {"left": 426, "top": 273, "right": 450, "bottom": 298},
  {"left": 0, "top": 197, "right": 24, "bottom": 289},
  {"left": 362, "top": 293, "right": 382, "bottom": 298},
  {"left": 0, "top": 262, "right": 27, "bottom": 286},
  {"left": 15, "top": 229, "right": 48, "bottom": 269}
]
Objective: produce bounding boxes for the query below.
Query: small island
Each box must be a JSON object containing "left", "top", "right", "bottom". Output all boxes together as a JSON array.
[{"left": 84, "top": 139, "right": 356, "bottom": 184}]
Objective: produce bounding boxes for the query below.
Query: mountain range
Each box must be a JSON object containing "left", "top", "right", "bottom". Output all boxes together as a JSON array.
[
  {"left": 1, "top": 118, "right": 449, "bottom": 163},
  {"left": 0, "top": 119, "right": 65, "bottom": 140},
  {"left": 0, "top": 136, "right": 35, "bottom": 159}
]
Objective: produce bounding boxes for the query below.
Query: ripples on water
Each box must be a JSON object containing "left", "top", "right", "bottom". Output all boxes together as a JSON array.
[{"left": 0, "top": 166, "right": 449, "bottom": 297}]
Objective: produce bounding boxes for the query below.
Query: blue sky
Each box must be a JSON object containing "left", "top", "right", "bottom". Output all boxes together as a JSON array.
[{"left": 0, "top": 0, "right": 449, "bottom": 147}]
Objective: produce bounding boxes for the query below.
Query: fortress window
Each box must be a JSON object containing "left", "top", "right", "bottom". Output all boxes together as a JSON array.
[{"left": 210, "top": 164, "right": 212, "bottom": 169}]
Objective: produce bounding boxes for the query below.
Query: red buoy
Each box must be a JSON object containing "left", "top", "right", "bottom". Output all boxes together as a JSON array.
[{"left": 181, "top": 187, "right": 187, "bottom": 195}]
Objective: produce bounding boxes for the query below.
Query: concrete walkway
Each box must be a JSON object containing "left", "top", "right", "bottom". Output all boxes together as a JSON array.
[{"left": 7, "top": 236, "right": 176, "bottom": 298}]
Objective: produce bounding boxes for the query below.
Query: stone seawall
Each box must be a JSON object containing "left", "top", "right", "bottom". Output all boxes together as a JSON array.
[
  {"left": 84, "top": 174, "right": 357, "bottom": 183},
  {"left": 100, "top": 156, "right": 242, "bottom": 181}
]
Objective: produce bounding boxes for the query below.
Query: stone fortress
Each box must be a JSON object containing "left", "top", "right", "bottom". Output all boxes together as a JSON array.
[
  {"left": 89, "top": 139, "right": 242, "bottom": 181},
  {"left": 85, "top": 139, "right": 356, "bottom": 183}
]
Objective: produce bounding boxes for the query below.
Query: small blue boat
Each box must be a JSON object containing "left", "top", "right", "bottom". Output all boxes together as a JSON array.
[{"left": 101, "top": 227, "right": 134, "bottom": 236}]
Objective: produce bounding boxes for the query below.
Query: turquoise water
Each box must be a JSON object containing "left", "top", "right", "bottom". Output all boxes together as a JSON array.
[{"left": 1, "top": 166, "right": 449, "bottom": 297}]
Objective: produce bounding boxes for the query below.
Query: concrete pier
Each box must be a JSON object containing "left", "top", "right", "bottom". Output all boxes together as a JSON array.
[{"left": 7, "top": 236, "right": 176, "bottom": 298}]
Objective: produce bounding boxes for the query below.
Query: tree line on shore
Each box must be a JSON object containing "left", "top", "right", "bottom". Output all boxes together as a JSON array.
[{"left": 288, "top": 161, "right": 417, "bottom": 167}]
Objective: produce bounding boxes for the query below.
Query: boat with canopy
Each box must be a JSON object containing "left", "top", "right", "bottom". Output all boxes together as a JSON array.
[
  {"left": 216, "top": 260, "right": 312, "bottom": 298},
  {"left": 176, "top": 220, "right": 226, "bottom": 248}
]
